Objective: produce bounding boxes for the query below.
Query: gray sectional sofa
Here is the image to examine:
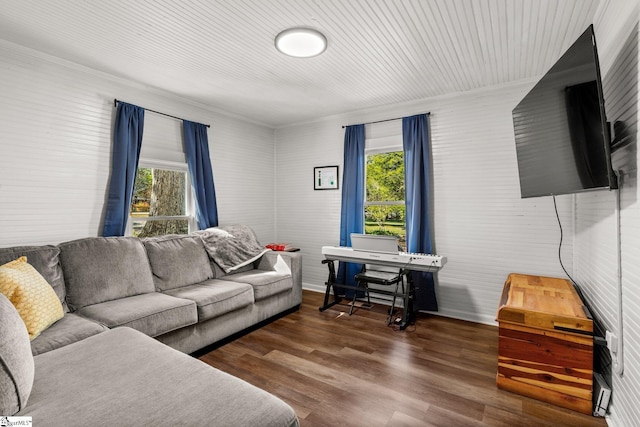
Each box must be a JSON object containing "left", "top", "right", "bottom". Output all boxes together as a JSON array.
[{"left": 0, "top": 225, "right": 301, "bottom": 426}]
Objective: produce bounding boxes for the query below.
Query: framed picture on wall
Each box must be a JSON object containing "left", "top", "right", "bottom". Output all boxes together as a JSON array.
[{"left": 314, "top": 166, "right": 339, "bottom": 190}]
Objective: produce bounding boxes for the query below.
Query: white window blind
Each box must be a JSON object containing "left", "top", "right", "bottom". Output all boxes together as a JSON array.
[{"left": 139, "top": 113, "right": 186, "bottom": 164}]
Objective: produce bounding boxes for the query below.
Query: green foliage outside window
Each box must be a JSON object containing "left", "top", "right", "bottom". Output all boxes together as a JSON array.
[{"left": 365, "top": 151, "right": 406, "bottom": 248}]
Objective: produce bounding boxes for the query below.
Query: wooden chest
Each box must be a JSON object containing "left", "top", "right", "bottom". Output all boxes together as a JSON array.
[{"left": 496, "top": 273, "right": 593, "bottom": 415}]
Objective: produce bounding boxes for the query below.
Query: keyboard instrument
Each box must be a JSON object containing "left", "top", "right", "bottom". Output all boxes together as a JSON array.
[{"left": 321, "top": 246, "right": 446, "bottom": 271}]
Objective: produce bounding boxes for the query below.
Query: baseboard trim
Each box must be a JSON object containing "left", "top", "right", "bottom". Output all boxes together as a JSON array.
[{"left": 302, "top": 283, "right": 497, "bottom": 327}]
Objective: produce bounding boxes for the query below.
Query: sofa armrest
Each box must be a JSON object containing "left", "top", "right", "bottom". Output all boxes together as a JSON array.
[
  {"left": 257, "top": 251, "right": 301, "bottom": 272},
  {"left": 256, "top": 251, "right": 302, "bottom": 305}
]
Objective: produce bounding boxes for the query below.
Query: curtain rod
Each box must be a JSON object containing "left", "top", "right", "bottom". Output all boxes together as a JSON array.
[
  {"left": 114, "top": 99, "right": 211, "bottom": 128},
  {"left": 341, "top": 112, "right": 431, "bottom": 129}
]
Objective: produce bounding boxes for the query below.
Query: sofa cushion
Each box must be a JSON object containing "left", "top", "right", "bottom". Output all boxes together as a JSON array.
[
  {"left": 30, "top": 313, "right": 107, "bottom": 356},
  {"left": 0, "top": 293, "right": 34, "bottom": 415},
  {"left": 20, "top": 327, "right": 299, "bottom": 427},
  {"left": 225, "top": 270, "right": 293, "bottom": 301},
  {"left": 59, "top": 237, "right": 155, "bottom": 311},
  {"left": 76, "top": 293, "right": 197, "bottom": 337},
  {"left": 0, "top": 257, "right": 64, "bottom": 340},
  {"left": 143, "top": 234, "right": 214, "bottom": 291},
  {"left": 164, "top": 279, "right": 254, "bottom": 322},
  {"left": 0, "top": 245, "right": 67, "bottom": 311}
]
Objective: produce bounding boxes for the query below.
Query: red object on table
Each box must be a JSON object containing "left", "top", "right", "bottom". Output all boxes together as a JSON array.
[{"left": 265, "top": 243, "right": 287, "bottom": 251}]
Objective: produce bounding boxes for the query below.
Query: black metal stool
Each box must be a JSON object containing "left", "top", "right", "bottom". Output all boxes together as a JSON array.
[{"left": 353, "top": 265, "right": 406, "bottom": 324}]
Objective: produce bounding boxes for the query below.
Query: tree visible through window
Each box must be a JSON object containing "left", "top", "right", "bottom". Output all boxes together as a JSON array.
[
  {"left": 365, "top": 151, "right": 406, "bottom": 250},
  {"left": 130, "top": 167, "right": 190, "bottom": 237}
]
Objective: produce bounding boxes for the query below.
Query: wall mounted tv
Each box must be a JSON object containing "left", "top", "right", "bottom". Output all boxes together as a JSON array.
[{"left": 512, "top": 24, "right": 617, "bottom": 198}]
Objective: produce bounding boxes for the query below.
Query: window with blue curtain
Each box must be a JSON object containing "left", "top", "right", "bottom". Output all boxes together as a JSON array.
[{"left": 364, "top": 121, "right": 406, "bottom": 249}]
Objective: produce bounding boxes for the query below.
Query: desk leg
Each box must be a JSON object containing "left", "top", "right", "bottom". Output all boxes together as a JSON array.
[{"left": 319, "top": 260, "right": 341, "bottom": 311}]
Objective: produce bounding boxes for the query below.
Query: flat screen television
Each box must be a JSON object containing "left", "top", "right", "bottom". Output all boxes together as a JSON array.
[{"left": 512, "top": 24, "right": 617, "bottom": 198}]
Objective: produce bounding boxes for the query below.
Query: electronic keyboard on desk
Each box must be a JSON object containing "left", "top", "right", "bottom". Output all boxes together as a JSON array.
[{"left": 321, "top": 246, "right": 446, "bottom": 271}]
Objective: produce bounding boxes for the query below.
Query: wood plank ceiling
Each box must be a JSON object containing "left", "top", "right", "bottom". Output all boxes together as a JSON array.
[{"left": 0, "top": 0, "right": 600, "bottom": 127}]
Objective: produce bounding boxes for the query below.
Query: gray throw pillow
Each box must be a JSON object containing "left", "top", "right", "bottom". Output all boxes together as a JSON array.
[{"left": 0, "top": 293, "right": 35, "bottom": 415}]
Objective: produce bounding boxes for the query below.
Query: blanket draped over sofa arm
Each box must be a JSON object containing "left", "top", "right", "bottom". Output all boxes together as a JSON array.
[{"left": 196, "top": 225, "right": 269, "bottom": 273}]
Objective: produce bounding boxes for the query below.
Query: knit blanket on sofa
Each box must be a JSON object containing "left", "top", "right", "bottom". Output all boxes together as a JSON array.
[{"left": 196, "top": 225, "right": 269, "bottom": 273}]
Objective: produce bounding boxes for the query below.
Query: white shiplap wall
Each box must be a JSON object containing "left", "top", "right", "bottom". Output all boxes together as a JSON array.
[
  {"left": 430, "top": 86, "right": 575, "bottom": 324},
  {"left": 576, "top": 1, "right": 640, "bottom": 425},
  {"left": 275, "top": 119, "right": 344, "bottom": 285},
  {"left": 276, "top": 81, "right": 575, "bottom": 325},
  {"left": 211, "top": 116, "right": 277, "bottom": 241},
  {"left": 0, "top": 40, "right": 276, "bottom": 247}
]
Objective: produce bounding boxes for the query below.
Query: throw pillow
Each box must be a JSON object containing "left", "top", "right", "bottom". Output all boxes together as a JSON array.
[
  {"left": 0, "top": 292, "right": 35, "bottom": 415},
  {"left": 0, "top": 256, "right": 64, "bottom": 340}
]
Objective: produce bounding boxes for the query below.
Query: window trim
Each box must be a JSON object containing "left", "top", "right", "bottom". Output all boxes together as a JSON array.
[
  {"left": 364, "top": 200, "right": 404, "bottom": 206},
  {"left": 126, "top": 158, "right": 196, "bottom": 236}
]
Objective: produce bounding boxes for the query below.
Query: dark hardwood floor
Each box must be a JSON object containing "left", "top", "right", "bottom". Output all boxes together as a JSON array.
[{"left": 199, "top": 290, "right": 607, "bottom": 427}]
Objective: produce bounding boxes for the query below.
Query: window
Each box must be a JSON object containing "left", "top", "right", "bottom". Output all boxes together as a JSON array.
[
  {"left": 129, "top": 160, "right": 195, "bottom": 238},
  {"left": 365, "top": 150, "right": 406, "bottom": 250}
]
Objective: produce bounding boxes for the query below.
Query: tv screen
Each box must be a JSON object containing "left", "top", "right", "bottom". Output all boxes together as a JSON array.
[{"left": 512, "top": 25, "right": 617, "bottom": 198}]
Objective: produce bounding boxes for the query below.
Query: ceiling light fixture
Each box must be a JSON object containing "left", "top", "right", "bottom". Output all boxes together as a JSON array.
[{"left": 275, "top": 28, "right": 327, "bottom": 58}]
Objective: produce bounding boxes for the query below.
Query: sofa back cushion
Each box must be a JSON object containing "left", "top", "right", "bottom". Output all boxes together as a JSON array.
[
  {"left": 59, "top": 237, "right": 155, "bottom": 311},
  {"left": 0, "top": 245, "right": 67, "bottom": 311},
  {"left": 0, "top": 292, "right": 34, "bottom": 415},
  {"left": 142, "top": 235, "right": 214, "bottom": 291}
]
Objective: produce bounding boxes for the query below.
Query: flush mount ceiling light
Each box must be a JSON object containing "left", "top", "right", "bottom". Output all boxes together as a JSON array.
[{"left": 275, "top": 28, "right": 327, "bottom": 58}]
